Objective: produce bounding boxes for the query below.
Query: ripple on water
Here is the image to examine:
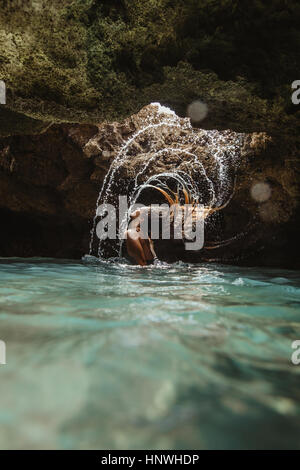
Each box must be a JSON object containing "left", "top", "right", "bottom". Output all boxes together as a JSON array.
[{"left": 0, "top": 258, "right": 299, "bottom": 449}]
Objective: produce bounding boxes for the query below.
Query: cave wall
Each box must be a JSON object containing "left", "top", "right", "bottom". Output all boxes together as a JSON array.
[
  {"left": 0, "top": 123, "right": 99, "bottom": 258},
  {"left": 0, "top": 105, "right": 299, "bottom": 268},
  {"left": 0, "top": 1, "right": 299, "bottom": 136},
  {"left": 0, "top": 1, "right": 299, "bottom": 267}
]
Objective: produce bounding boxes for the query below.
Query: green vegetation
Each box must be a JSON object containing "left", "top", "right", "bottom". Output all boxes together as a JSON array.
[{"left": 0, "top": 0, "right": 299, "bottom": 133}]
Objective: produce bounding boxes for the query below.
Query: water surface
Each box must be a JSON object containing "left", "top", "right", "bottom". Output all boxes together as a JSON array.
[{"left": 0, "top": 257, "right": 299, "bottom": 449}]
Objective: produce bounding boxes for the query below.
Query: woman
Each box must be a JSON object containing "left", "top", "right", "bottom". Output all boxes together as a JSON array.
[{"left": 125, "top": 208, "right": 157, "bottom": 266}]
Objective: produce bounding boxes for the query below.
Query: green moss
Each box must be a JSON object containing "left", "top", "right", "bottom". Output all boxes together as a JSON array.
[{"left": 0, "top": 0, "right": 299, "bottom": 134}]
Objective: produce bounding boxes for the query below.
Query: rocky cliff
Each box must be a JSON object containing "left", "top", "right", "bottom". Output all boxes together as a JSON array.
[
  {"left": 0, "top": 104, "right": 298, "bottom": 267},
  {"left": 1, "top": 1, "right": 300, "bottom": 135},
  {"left": 0, "top": 1, "right": 299, "bottom": 267}
]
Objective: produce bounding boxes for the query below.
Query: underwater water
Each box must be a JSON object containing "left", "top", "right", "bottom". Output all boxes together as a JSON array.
[{"left": 0, "top": 257, "right": 299, "bottom": 450}]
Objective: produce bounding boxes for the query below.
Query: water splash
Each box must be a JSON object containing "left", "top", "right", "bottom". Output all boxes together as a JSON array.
[
  {"left": 89, "top": 103, "right": 244, "bottom": 258},
  {"left": 89, "top": 106, "right": 190, "bottom": 255}
]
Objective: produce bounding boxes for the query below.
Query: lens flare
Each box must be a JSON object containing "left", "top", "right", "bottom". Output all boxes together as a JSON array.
[
  {"left": 187, "top": 100, "right": 208, "bottom": 123},
  {"left": 251, "top": 182, "right": 271, "bottom": 202}
]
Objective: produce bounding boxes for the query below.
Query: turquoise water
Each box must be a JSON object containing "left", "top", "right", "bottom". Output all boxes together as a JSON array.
[{"left": 0, "top": 257, "right": 299, "bottom": 450}]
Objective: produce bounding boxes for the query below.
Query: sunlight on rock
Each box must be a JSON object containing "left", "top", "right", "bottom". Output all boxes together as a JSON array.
[{"left": 151, "top": 102, "right": 176, "bottom": 118}]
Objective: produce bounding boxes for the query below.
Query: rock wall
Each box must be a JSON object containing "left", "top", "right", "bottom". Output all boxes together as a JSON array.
[
  {"left": 0, "top": 104, "right": 298, "bottom": 268},
  {"left": 0, "top": 1, "right": 299, "bottom": 266},
  {"left": 1, "top": 1, "right": 299, "bottom": 137}
]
